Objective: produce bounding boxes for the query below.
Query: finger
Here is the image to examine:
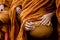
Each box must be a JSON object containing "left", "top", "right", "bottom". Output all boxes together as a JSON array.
[
  {"left": 41, "top": 19, "right": 49, "bottom": 25},
  {"left": 30, "top": 22, "right": 34, "bottom": 24},
  {"left": 40, "top": 16, "right": 44, "bottom": 20},
  {"left": 25, "top": 24, "right": 31, "bottom": 28},
  {"left": 16, "top": 7, "right": 21, "bottom": 14},
  {"left": 25, "top": 23, "right": 34, "bottom": 28},
  {"left": 26, "top": 22, "right": 31, "bottom": 25},
  {"left": 43, "top": 20, "right": 49, "bottom": 25},
  {"left": 26, "top": 22, "right": 30, "bottom": 24},
  {"left": 47, "top": 21, "right": 51, "bottom": 26},
  {"left": 25, "top": 24, "right": 35, "bottom": 30},
  {"left": 44, "top": 20, "right": 51, "bottom": 25},
  {"left": 25, "top": 27, "right": 31, "bottom": 31},
  {"left": 16, "top": 7, "right": 20, "bottom": 11},
  {"left": 40, "top": 17, "right": 46, "bottom": 24},
  {"left": 26, "top": 22, "right": 33, "bottom": 26}
]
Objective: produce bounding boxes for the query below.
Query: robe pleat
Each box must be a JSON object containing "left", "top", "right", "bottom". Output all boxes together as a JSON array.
[
  {"left": 0, "top": 0, "right": 55, "bottom": 40},
  {"left": 9, "top": 0, "right": 55, "bottom": 40}
]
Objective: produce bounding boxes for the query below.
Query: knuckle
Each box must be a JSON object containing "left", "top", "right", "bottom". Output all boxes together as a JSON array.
[{"left": 25, "top": 27, "right": 29, "bottom": 29}]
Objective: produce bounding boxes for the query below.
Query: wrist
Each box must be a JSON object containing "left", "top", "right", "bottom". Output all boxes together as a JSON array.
[{"left": 49, "top": 12, "right": 55, "bottom": 17}]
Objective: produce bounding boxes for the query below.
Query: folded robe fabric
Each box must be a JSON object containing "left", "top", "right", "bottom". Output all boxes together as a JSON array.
[
  {"left": 0, "top": 0, "right": 12, "bottom": 39},
  {"left": 0, "top": 0, "right": 18, "bottom": 40},
  {"left": 0, "top": 0, "right": 5, "bottom": 4},
  {"left": 56, "top": 0, "right": 60, "bottom": 24},
  {"left": 0, "top": 0, "right": 15, "bottom": 8},
  {"left": 0, "top": 11, "right": 10, "bottom": 40},
  {"left": 9, "top": 0, "right": 55, "bottom": 40}
]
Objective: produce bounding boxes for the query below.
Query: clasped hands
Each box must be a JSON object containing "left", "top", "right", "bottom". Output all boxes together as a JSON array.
[{"left": 24, "top": 13, "right": 54, "bottom": 31}]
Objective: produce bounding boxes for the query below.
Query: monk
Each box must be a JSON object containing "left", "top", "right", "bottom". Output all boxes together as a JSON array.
[
  {"left": 0, "top": 0, "right": 56, "bottom": 40},
  {"left": 0, "top": 0, "right": 55, "bottom": 40},
  {"left": 8, "top": 0, "right": 55, "bottom": 40},
  {"left": 56, "top": 0, "right": 60, "bottom": 40}
]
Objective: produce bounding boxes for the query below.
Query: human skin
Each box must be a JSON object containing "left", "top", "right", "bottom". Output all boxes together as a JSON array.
[
  {"left": 25, "top": 12, "right": 55, "bottom": 31},
  {"left": 0, "top": 5, "right": 4, "bottom": 12}
]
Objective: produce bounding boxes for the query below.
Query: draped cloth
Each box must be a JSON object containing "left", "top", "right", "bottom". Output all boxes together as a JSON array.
[
  {"left": 56, "top": 0, "right": 60, "bottom": 24},
  {"left": 0, "top": 0, "right": 11, "bottom": 39},
  {"left": 8, "top": 0, "right": 55, "bottom": 40},
  {"left": 0, "top": 0, "right": 19, "bottom": 40},
  {"left": 56, "top": 0, "right": 60, "bottom": 40},
  {"left": 0, "top": 0, "right": 5, "bottom": 4},
  {"left": 0, "top": 0, "right": 12, "bottom": 8}
]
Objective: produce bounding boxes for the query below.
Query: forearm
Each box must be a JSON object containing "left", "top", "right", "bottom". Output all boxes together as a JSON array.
[{"left": 49, "top": 10, "right": 56, "bottom": 18}]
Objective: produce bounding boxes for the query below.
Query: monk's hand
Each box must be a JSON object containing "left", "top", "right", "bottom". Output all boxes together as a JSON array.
[
  {"left": 40, "top": 13, "right": 54, "bottom": 26},
  {"left": 24, "top": 22, "right": 35, "bottom": 31},
  {"left": 16, "top": 6, "right": 22, "bottom": 15},
  {"left": 0, "top": 4, "right": 4, "bottom": 12}
]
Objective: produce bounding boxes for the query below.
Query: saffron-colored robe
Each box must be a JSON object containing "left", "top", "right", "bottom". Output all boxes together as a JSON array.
[
  {"left": 0, "top": 0, "right": 14, "bottom": 40},
  {"left": 0, "top": 0, "right": 10, "bottom": 40},
  {"left": 0, "top": 0, "right": 55, "bottom": 40},
  {"left": 56, "top": 0, "right": 60, "bottom": 40},
  {"left": 0, "top": 0, "right": 20, "bottom": 40},
  {"left": 56, "top": 0, "right": 60, "bottom": 24},
  {"left": 9, "top": 0, "right": 55, "bottom": 40}
]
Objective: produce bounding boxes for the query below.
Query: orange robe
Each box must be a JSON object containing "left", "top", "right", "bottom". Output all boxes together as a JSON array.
[
  {"left": 0, "top": 0, "right": 13, "bottom": 40},
  {"left": 0, "top": 0, "right": 20, "bottom": 40},
  {"left": 56, "top": 0, "right": 60, "bottom": 24},
  {"left": 0, "top": 0, "right": 9, "bottom": 40},
  {"left": 8, "top": 0, "right": 55, "bottom": 40},
  {"left": 0, "top": 0, "right": 55, "bottom": 40},
  {"left": 56, "top": 0, "right": 60, "bottom": 40},
  {"left": 11, "top": 0, "right": 55, "bottom": 40}
]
